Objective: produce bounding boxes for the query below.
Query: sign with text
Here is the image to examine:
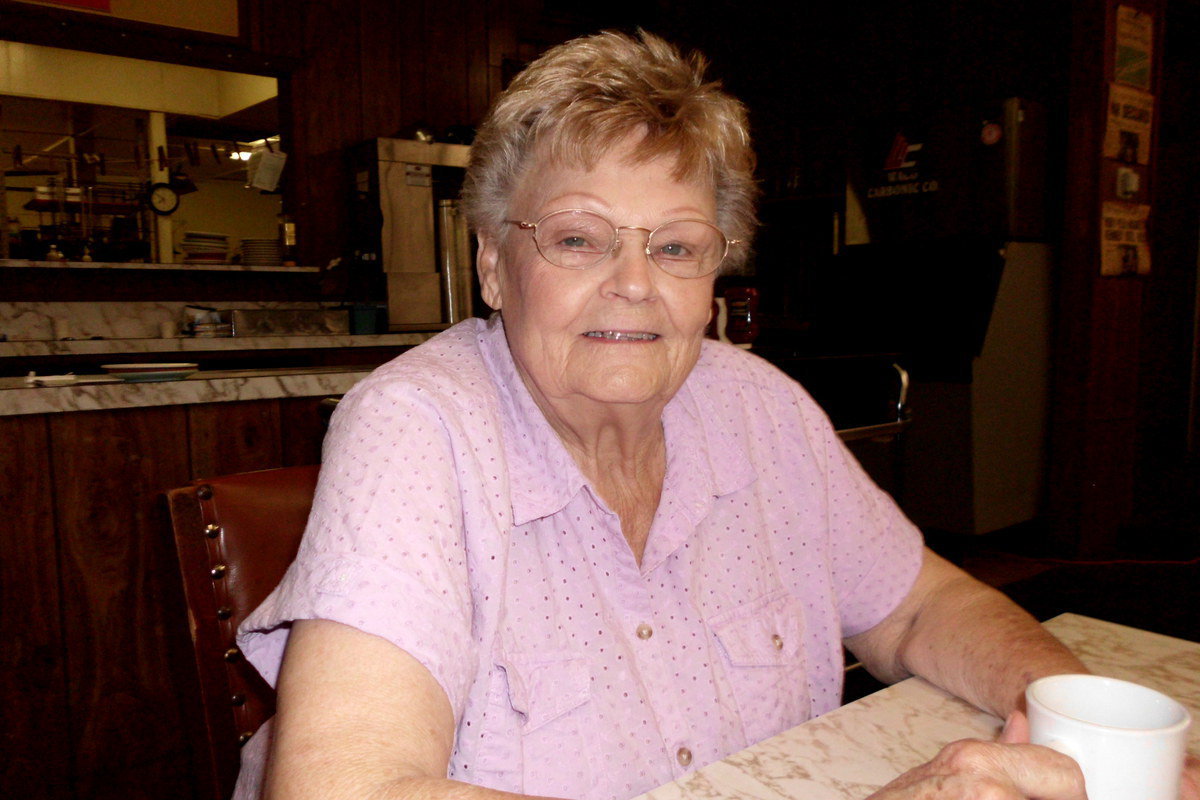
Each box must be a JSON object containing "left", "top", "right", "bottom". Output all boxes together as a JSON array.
[
  {"left": 1115, "top": 5, "right": 1153, "bottom": 89},
  {"left": 1101, "top": 201, "right": 1151, "bottom": 275},
  {"left": 846, "top": 105, "right": 1008, "bottom": 243},
  {"left": 1104, "top": 84, "right": 1153, "bottom": 165}
]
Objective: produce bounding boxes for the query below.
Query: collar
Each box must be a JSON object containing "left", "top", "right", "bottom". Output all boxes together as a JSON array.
[
  {"left": 638, "top": 352, "right": 758, "bottom": 571},
  {"left": 479, "top": 315, "right": 757, "bottom": 536},
  {"left": 479, "top": 314, "right": 588, "bottom": 527}
]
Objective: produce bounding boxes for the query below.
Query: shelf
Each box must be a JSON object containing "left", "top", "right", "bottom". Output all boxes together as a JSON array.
[
  {"left": 23, "top": 199, "right": 140, "bottom": 216},
  {"left": 0, "top": 259, "right": 320, "bottom": 273}
]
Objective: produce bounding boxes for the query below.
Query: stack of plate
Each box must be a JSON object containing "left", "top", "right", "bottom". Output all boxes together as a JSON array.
[
  {"left": 180, "top": 231, "right": 230, "bottom": 265},
  {"left": 240, "top": 238, "right": 283, "bottom": 267}
]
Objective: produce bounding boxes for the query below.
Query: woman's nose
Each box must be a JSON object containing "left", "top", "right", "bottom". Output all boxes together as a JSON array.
[{"left": 603, "top": 231, "right": 658, "bottom": 301}]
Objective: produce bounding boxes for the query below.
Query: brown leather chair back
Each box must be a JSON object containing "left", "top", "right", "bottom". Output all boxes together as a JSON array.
[{"left": 167, "top": 464, "right": 320, "bottom": 800}]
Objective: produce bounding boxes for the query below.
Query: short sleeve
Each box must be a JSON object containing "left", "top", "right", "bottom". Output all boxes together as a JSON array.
[
  {"left": 814, "top": 413, "right": 923, "bottom": 637},
  {"left": 238, "top": 376, "right": 476, "bottom": 717}
]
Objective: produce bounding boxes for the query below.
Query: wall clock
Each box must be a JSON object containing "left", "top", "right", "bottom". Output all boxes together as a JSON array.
[{"left": 148, "top": 182, "right": 180, "bottom": 215}]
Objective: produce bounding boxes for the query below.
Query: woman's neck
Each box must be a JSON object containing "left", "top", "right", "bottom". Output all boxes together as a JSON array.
[{"left": 527, "top": 389, "right": 669, "bottom": 565}]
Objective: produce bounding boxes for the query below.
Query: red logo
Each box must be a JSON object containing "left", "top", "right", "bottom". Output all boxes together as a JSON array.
[{"left": 884, "top": 132, "right": 922, "bottom": 171}]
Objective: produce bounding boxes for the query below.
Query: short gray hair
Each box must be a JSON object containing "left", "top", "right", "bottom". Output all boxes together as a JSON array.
[{"left": 461, "top": 29, "right": 758, "bottom": 269}]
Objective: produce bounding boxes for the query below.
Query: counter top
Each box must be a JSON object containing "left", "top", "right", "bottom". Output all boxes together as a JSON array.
[
  {"left": 0, "top": 332, "right": 433, "bottom": 359},
  {"left": 0, "top": 258, "right": 320, "bottom": 273},
  {"left": 0, "top": 365, "right": 373, "bottom": 416},
  {"left": 635, "top": 614, "right": 1199, "bottom": 800}
]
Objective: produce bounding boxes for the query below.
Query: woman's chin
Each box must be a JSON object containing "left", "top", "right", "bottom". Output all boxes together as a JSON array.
[{"left": 570, "top": 371, "right": 673, "bottom": 408}]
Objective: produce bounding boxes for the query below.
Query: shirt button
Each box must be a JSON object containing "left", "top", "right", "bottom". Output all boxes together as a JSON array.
[
  {"left": 676, "top": 746, "right": 693, "bottom": 766},
  {"left": 636, "top": 623, "right": 653, "bottom": 640},
  {"left": 772, "top": 633, "right": 784, "bottom": 649}
]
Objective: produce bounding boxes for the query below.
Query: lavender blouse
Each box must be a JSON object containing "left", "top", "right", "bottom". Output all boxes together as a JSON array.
[{"left": 234, "top": 314, "right": 923, "bottom": 800}]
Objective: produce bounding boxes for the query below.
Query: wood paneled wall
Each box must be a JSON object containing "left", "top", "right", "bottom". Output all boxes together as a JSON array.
[
  {"left": 1, "top": 397, "right": 331, "bottom": 800},
  {"left": 275, "top": 0, "right": 597, "bottom": 271},
  {"left": 1047, "top": 0, "right": 1168, "bottom": 556},
  {"left": 1131, "top": 0, "right": 1200, "bottom": 550},
  {"left": 0, "top": 415, "right": 72, "bottom": 799}
]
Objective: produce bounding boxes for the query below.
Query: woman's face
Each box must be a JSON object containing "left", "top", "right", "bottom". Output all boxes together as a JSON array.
[{"left": 477, "top": 138, "right": 718, "bottom": 414}]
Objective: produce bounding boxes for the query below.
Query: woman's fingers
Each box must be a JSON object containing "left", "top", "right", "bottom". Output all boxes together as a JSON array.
[
  {"left": 1180, "top": 754, "right": 1200, "bottom": 800},
  {"left": 998, "top": 710, "right": 1030, "bottom": 745},
  {"left": 870, "top": 738, "right": 1087, "bottom": 800}
]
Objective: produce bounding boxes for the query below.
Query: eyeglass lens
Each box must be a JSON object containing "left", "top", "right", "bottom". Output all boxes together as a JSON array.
[{"left": 531, "top": 210, "right": 726, "bottom": 278}]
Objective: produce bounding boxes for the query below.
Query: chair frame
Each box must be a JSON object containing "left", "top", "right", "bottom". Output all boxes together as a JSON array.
[{"left": 167, "top": 464, "right": 320, "bottom": 800}]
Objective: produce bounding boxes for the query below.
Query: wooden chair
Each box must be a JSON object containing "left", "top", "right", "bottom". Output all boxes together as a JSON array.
[{"left": 166, "top": 464, "right": 320, "bottom": 800}]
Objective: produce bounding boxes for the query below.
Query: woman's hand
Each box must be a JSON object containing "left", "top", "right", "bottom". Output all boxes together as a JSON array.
[
  {"left": 866, "top": 712, "right": 1087, "bottom": 800},
  {"left": 868, "top": 713, "right": 1197, "bottom": 800},
  {"left": 866, "top": 740, "right": 1086, "bottom": 800}
]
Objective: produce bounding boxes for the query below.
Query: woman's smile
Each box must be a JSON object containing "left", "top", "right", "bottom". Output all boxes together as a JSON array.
[{"left": 582, "top": 330, "right": 661, "bottom": 341}]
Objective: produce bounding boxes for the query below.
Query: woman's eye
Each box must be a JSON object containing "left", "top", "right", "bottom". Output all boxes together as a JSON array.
[
  {"left": 549, "top": 231, "right": 605, "bottom": 252},
  {"left": 657, "top": 242, "right": 693, "bottom": 259}
]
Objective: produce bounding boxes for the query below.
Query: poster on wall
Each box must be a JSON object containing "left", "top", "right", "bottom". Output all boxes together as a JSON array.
[
  {"left": 1104, "top": 84, "right": 1153, "bottom": 165},
  {"left": 1101, "top": 201, "right": 1151, "bottom": 275},
  {"left": 1115, "top": 5, "right": 1154, "bottom": 89}
]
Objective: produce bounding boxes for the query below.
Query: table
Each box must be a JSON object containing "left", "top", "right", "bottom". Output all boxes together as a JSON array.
[{"left": 635, "top": 614, "right": 1200, "bottom": 800}]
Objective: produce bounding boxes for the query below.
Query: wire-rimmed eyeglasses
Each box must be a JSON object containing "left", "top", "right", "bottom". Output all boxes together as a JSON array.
[{"left": 505, "top": 208, "right": 740, "bottom": 279}]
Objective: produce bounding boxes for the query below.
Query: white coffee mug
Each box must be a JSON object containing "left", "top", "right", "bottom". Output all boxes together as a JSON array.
[{"left": 1026, "top": 674, "right": 1191, "bottom": 800}]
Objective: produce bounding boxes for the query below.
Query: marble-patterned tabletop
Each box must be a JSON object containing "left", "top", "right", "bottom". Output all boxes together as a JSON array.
[
  {"left": 635, "top": 614, "right": 1200, "bottom": 800},
  {"left": 0, "top": 365, "right": 373, "bottom": 416}
]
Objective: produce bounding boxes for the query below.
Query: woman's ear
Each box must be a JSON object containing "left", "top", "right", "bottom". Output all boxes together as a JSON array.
[{"left": 476, "top": 233, "right": 504, "bottom": 311}]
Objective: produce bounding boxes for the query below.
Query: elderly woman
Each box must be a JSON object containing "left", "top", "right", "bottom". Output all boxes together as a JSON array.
[{"left": 234, "top": 30, "right": 1122, "bottom": 800}]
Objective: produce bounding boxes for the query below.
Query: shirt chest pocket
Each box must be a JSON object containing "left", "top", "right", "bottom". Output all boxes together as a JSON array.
[
  {"left": 475, "top": 650, "right": 603, "bottom": 798},
  {"left": 707, "top": 590, "right": 812, "bottom": 745},
  {"left": 499, "top": 650, "right": 591, "bottom": 732}
]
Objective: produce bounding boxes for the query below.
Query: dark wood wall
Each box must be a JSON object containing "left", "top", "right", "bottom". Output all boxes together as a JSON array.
[
  {"left": 273, "top": 0, "right": 658, "bottom": 280},
  {"left": 278, "top": 0, "right": 497, "bottom": 274},
  {"left": 1130, "top": 0, "right": 1200, "bottom": 553},
  {"left": 2, "top": 397, "right": 330, "bottom": 800},
  {"left": 1048, "top": 0, "right": 1200, "bottom": 557}
]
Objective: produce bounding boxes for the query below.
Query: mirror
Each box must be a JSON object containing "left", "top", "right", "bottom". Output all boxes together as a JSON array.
[{"left": 0, "top": 40, "right": 282, "bottom": 266}]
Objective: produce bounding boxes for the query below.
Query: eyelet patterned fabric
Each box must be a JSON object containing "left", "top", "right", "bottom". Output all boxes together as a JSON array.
[{"left": 233, "top": 314, "right": 923, "bottom": 800}]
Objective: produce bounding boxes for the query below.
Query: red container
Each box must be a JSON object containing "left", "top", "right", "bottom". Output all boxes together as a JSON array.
[{"left": 724, "top": 286, "right": 760, "bottom": 345}]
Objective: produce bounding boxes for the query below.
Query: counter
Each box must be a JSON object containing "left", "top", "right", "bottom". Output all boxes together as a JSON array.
[
  {"left": 0, "top": 258, "right": 321, "bottom": 273},
  {"left": 0, "top": 332, "right": 432, "bottom": 359},
  {"left": 0, "top": 365, "right": 377, "bottom": 416}
]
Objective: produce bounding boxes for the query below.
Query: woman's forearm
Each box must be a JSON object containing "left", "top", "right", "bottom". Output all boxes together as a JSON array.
[
  {"left": 894, "top": 566, "right": 1087, "bottom": 717},
  {"left": 846, "top": 550, "right": 1086, "bottom": 719}
]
